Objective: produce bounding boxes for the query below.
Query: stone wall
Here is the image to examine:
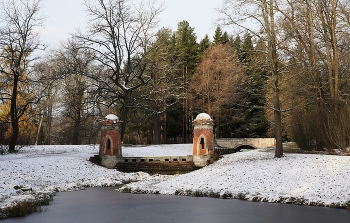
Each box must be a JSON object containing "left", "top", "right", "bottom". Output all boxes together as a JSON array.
[{"left": 114, "top": 156, "right": 197, "bottom": 174}]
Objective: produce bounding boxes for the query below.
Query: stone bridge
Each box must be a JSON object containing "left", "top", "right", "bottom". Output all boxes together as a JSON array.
[{"left": 215, "top": 138, "right": 275, "bottom": 155}]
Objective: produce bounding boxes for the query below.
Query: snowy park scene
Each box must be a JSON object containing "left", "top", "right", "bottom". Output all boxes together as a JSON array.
[{"left": 3, "top": 0, "right": 350, "bottom": 221}]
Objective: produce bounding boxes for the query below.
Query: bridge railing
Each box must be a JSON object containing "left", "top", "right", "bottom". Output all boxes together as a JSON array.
[{"left": 215, "top": 138, "right": 276, "bottom": 150}]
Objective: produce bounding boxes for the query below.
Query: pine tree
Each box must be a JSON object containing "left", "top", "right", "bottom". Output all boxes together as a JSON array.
[
  {"left": 232, "top": 35, "right": 242, "bottom": 60},
  {"left": 213, "top": 26, "right": 223, "bottom": 45},
  {"left": 198, "top": 34, "right": 211, "bottom": 57},
  {"left": 222, "top": 31, "right": 229, "bottom": 44},
  {"left": 230, "top": 33, "right": 269, "bottom": 138},
  {"left": 139, "top": 27, "right": 181, "bottom": 144},
  {"left": 241, "top": 33, "right": 254, "bottom": 63},
  {"left": 174, "top": 21, "right": 199, "bottom": 74},
  {"left": 171, "top": 20, "right": 199, "bottom": 142}
]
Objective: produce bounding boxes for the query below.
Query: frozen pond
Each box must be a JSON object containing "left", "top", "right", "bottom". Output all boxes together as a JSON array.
[{"left": 3, "top": 187, "right": 350, "bottom": 223}]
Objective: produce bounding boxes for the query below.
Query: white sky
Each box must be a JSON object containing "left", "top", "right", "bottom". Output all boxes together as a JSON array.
[{"left": 40, "top": 0, "right": 223, "bottom": 49}]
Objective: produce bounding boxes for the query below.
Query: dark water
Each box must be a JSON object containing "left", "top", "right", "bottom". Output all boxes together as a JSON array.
[{"left": 3, "top": 187, "right": 350, "bottom": 223}]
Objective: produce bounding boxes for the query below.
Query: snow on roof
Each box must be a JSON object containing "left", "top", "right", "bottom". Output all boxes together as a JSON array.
[
  {"left": 105, "top": 114, "right": 119, "bottom": 121},
  {"left": 195, "top": 113, "right": 212, "bottom": 121}
]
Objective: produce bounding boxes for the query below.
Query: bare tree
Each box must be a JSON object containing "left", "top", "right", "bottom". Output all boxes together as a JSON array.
[
  {"left": 33, "top": 39, "right": 101, "bottom": 145},
  {"left": 32, "top": 58, "right": 58, "bottom": 145},
  {"left": 52, "top": 40, "right": 95, "bottom": 144},
  {"left": 277, "top": 0, "right": 350, "bottom": 151},
  {"left": 218, "top": 0, "right": 284, "bottom": 157},
  {"left": 75, "top": 0, "right": 163, "bottom": 139},
  {"left": 0, "top": 0, "right": 44, "bottom": 152}
]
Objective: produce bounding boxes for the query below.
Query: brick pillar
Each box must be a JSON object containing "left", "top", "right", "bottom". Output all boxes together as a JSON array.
[
  {"left": 192, "top": 113, "right": 214, "bottom": 167},
  {"left": 99, "top": 114, "right": 122, "bottom": 168}
]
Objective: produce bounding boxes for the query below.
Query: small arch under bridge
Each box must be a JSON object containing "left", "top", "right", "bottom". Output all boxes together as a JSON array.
[{"left": 215, "top": 138, "right": 276, "bottom": 155}]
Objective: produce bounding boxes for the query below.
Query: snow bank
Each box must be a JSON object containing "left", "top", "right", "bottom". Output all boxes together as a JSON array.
[
  {"left": 119, "top": 148, "right": 350, "bottom": 207},
  {"left": 0, "top": 145, "right": 155, "bottom": 211}
]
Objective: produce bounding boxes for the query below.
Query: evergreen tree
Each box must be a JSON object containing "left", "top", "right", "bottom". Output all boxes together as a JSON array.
[
  {"left": 232, "top": 35, "right": 242, "bottom": 59},
  {"left": 170, "top": 20, "right": 199, "bottom": 142},
  {"left": 174, "top": 20, "right": 199, "bottom": 74},
  {"left": 136, "top": 27, "right": 181, "bottom": 144},
  {"left": 198, "top": 34, "right": 211, "bottom": 57},
  {"left": 213, "top": 26, "right": 223, "bottom": 45},
  {"left": 228, "top": 33, "right": 269, "bottom": 138},
  {"left": 222, "top": 31, "right": 229, "bottom": 44},
  {"left": 240, "top": 33, "right": 254, "bottom": 63}
]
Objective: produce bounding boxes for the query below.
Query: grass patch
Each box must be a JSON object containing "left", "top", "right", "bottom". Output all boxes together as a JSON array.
[
  {"left": 234, "top": 192, "right": 248, "bottom": 200},
  {"left": 208, "top": 190, "right": 220, "bottom": 198},
  {"left": 120, "top": 187, "right": 131, "bottom": 193},
  {"left": 251, "top": 196, "right": 262, "bottom": 202},
  {"left": 0, "top": 192, "right": 54, "bottom": 219},
  {"left": 221, "top": 192, "right": 233, "bottom": 199},
  {"left": 192, "top": 190, "right": 204, "bottom": 197},
  {"left": 121, "top": 179, "right": 139, "bottom": 185},
  {"left": 345, "top": 201, "right": 350, "bottom": 210},
  {"left": 285, "top": 197, "right": 307, "bottom": 205},
  {"left": 185, "top": 189, "right": 193, "bottom": 196},
  {"left": 174, "top": 189, "right": 183, "bottom": 195},
  {"left": 132, "top": 188, "right": 146, "bottom": 194},
  {"left": 0, "top": 145, "right": 24, "bottom": 155}
]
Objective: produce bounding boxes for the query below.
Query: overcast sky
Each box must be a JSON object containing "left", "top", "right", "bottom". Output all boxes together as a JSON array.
[{"left": 40, "top": 0, "right": 223, "bottom": 49}]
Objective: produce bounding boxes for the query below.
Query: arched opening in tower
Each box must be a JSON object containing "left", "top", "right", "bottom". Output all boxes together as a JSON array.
[
  {"left": 200, "top": 137, "right": 205, "bottom": 150},
  {"left": 107, "top": 138, "right": 111, "bottom": 151}
]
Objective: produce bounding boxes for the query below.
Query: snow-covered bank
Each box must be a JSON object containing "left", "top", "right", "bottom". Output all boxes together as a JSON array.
[
  {"left": 118, "top": 147, "right": 350, "bottom": 208},
  {"left": 0, "top": 144, "right": 192, "bottom": 217},
  {"left": 1, "top": 143, "right": 350, "bottom": 217}
]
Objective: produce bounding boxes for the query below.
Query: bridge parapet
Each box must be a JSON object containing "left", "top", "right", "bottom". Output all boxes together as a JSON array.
[{"left": 216, "top": 138, "right": 275, "bottom": 150}]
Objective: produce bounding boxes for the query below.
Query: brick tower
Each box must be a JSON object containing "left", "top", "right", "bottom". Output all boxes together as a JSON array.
[
  {"left": 192, "top": 113, "right": 214, "bottom": 167},
  {"left": 99, "top": 114, "right": 122, "bottom": 168}
]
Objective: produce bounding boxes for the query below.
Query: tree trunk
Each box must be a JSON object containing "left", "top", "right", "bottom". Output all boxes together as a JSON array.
[
  {"left": 330, "top": 0, "right": 340, "bottom": 115},
  {"left": 318, "top": 0, "right": 338, "bottom": 114},
  {"left": 273, "top": 88, "right": 283, "bottom": 157},
  {"left": 163, "top": 105, "right": 167, "bottom": 143},
  {"left": 72, "top": 111, "right": 81, "bottom": 145},
  {"left": 306, "top": 0, "right": 324, "bottom": 150},
  {"left": 120, "top": 107, "right": 128, "bottom": 142},
  {"left": 182, "top": 65, "right": 186, "bottom": 143},
  {"left": 9, "top": 74, "right": 19, "bottom": 153},
  {"left": 47, "top": 101, "right": 53, "bottom": 145},
  {"left": 120, "top": 89, "right": 133, "bottom": 141},
  {"left": 35, "top": 114, "right": 43, "bottom": 145},
  {"left": 154, "top": 114, "right": 161, "bottom": 144},
  {"left": 263, "top": 0, "right": 283, "bottom": 157}
]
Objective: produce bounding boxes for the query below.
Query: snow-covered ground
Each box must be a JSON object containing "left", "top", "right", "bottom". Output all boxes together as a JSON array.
[
  {"left": 0, "top": 144, "right": 191, "bottom": 214},
  {"left": 1, "top": 144, "right": 350, "bottom": 215},
  {"left": 121, "top": 147, "right": 350, "bottom": 207}
]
